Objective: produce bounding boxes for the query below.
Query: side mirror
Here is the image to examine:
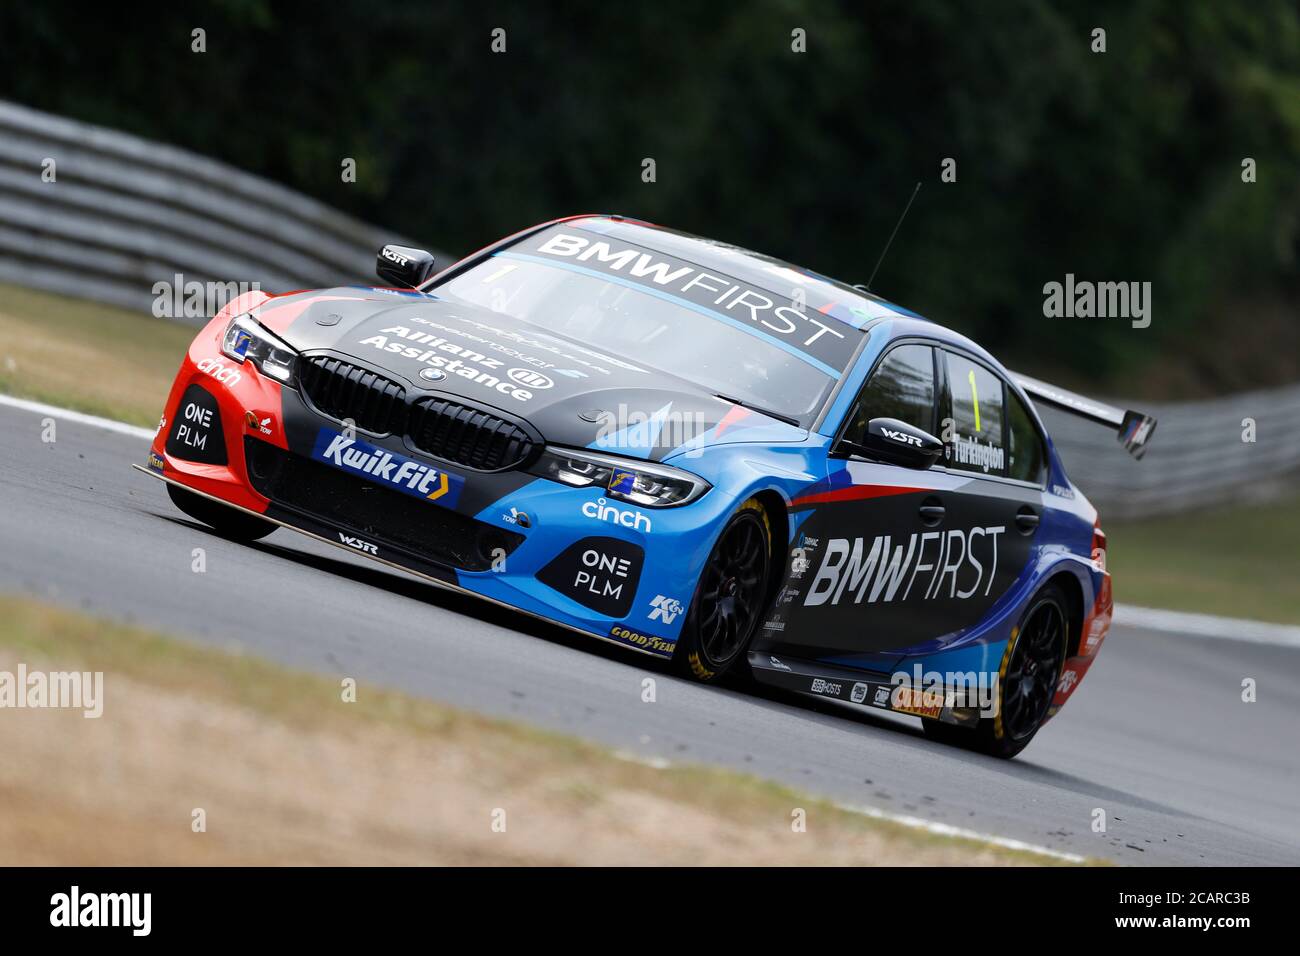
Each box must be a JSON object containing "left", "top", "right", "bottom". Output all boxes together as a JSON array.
[
  {"left": 376, "top": 244, "right": 436, "bottom": 288},
  {"left": 839, "top": 417, "right": 944, "bottom": 470}
]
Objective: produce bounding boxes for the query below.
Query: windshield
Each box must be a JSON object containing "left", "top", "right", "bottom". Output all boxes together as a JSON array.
[{"left": 435, "top": 231, "right": 862, "bottom": 423}]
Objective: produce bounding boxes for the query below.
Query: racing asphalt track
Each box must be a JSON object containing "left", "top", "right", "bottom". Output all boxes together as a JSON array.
[{"left": 2, "top": 401, "right": 1298, "bottom": 865}]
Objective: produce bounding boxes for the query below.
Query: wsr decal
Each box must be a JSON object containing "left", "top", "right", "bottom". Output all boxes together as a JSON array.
[{"left": 804, "top": 527, "right": 1005, "bottom": 606}]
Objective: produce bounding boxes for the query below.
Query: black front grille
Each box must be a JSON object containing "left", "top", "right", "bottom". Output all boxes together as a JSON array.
[
  {"left": 245, "top": 438, "right": 524, "bottom": 572},
  {"left": 298, "top": 355, "right": 406, "bottom": 435},
  {"left": 408, "top": 396, "right": 538, "bottom": 471}
]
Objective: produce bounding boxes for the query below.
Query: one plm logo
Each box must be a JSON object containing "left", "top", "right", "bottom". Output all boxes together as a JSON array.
[
  {"left": 312, "top": 429, "right": 464, "bottom": 507},
  {"left": 648, "top": 594, "right": 683, "bottom": 624}
]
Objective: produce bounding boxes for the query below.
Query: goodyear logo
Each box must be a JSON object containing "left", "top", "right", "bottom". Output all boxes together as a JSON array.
[
  {"left": 608, "top": 625, "right": 675, "bottom": 659},
  {"left": 311, "top": 428, "right": 464, "bottom": 508},
  {"left": 147, "top": 451, "right": 165, "bottom": 472}
]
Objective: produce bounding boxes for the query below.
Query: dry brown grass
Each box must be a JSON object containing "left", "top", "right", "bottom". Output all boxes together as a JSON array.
[{"left": 0, "top": 597, "right": 1071, "bottom": 866}]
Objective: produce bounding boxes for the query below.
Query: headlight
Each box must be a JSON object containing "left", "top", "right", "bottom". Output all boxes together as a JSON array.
[
  {"left": 529, "top": 447, "right": 710, "bottom": 507},
  {"left": 221, "top": 314, "right": 297, "bottom": 383}
]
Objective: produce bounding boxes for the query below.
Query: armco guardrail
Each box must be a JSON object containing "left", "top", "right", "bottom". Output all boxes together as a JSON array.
[
  {"left": 0, "top": 99, "right": 436, "bottom": 316},
  {"left": 1039, "top": 385, "right": 1300, "bottom": 519},
  {"left": 0, "top": 100, "right": 1295, "bottom": 516}
]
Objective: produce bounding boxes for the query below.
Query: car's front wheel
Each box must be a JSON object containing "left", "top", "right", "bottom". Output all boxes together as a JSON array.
[
  {"left": 167, "top": 482, "right": 276, "bottom": 542},
  {"left": 672, "top": 498, "right": 773, "bottom": 683},
  {"left": 921, "top": 583, "right": 1069, "bottom": 759}
]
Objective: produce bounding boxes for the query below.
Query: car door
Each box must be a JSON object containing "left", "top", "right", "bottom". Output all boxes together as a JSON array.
[
  {"left": 765, "top": 339, "right": 962, "bottom": 663},
  {"left": 908, "top": 348, "right": 1046, "bottom": 647}
]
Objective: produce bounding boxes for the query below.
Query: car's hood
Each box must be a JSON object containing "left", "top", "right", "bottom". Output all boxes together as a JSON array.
[{"left": 266, "top": 288, "right": 807, "bottom": 461}]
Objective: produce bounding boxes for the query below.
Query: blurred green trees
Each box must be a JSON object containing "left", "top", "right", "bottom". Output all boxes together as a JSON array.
[{"left": 2, "top": 0, "right": 1295, "bottom": 393}]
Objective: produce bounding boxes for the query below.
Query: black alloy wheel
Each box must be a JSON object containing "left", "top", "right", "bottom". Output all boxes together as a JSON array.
[
  {"left": 922, "top": 583, "right": 1070, "bottom": 759},
  {"left": 673, "top": 500, "right": 772, "bottom": 682}
]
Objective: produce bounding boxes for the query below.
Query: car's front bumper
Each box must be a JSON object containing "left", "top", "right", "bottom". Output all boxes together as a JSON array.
[{"left": 144, "top": 317, "right": 725, "bottom": 660}]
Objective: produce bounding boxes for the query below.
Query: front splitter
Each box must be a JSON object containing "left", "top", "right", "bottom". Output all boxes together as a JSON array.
[{"left": 132, "top": 463, "right": 670, "bottom": 663}]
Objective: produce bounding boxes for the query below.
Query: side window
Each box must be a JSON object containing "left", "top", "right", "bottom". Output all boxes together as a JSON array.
[
  {"left": 1006, "top": 388, "right": 1047, "bottom": 484},
  {"left": 942, "top": 351, "right": 1006, "bottom": 477},
  {"left": 843, "top": 344, "right": 936, "bottom": 446}
]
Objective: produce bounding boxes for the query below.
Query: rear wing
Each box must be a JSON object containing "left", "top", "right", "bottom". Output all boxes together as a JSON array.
[{"left": 1011, "top": 373, "right": 1157, "bottom": 460}]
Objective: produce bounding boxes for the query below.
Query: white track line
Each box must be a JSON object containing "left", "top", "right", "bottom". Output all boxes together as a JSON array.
[
  {"left": 4, "top": 391, "right": 1296, "bottom": 650},
  {"left": 833, "top": 802, "right": 1087, "bottom": 863},
  {"left": 1114, "top": 604, "right": 1300, "bottom": 649},
  {"left": 614, "top": 750, "right": 1086, "bottom": 862},
  {"left": 0, "top": 393, "right": 155, "bottom": 440}
]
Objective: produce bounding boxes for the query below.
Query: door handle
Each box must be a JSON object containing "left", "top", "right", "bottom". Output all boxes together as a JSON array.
[
  {"left": 1015, "top": 506, "right": 1040, "bottom": 534},
  {"left": 918, "top": 497, "right": 945, "bottom": 526}
]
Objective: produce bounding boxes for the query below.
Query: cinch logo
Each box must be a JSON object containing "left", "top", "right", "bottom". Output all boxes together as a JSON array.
[
  {"left": 582, "top": 497, "right": 651, "bottom": 533},
  {"left": 197, "top": 357, "right": 241, "bottom": 386},
  {"left": 312, "top": 429, "right": 464, "bottom": 508}
]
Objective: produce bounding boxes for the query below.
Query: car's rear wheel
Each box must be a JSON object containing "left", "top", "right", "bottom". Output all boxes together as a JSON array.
[
  {"left": 672, "top": 498, "right": 773, "bottom": 683},
  {"left": 921, "top": 583, "right": 1069, "bottom": 759},
  {"left": 167, "top": 482, "right": 276, "bottom": 542}
]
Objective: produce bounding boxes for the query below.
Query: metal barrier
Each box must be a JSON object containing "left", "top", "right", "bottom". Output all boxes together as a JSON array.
[
  {"left": 0, "top": 99, "right": 1295, "bottom": 515},
  {"left": 0, "top": 99, "right": 433, "bottom": 316},
  {"left": 1040, "top": 386, "right": 1300, "bottom": 519}
]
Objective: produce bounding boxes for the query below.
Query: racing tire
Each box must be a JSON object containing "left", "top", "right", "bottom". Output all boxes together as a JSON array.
[
  {"left": 166, "top": 482, "right": 276, "bottom": 542},
  {"left": 920, "top": 583, "right": 1069, "bottom": 759},
  {"left": 672, "top": 498, "right": 773, "bottom": 683}
]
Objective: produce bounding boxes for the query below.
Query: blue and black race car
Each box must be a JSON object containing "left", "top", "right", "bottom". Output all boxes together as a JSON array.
[{"left": 139, "top": 214, "right": 1156, "bottom": 757}]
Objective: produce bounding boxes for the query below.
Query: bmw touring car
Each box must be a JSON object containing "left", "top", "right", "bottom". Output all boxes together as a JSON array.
[{"left": 137, "top": 214, "right": 1155, "bottom": 757}]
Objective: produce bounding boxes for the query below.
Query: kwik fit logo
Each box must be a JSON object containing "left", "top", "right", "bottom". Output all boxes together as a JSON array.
[{"left": 312, "top": 428, "right": 464, "bottom": 507}]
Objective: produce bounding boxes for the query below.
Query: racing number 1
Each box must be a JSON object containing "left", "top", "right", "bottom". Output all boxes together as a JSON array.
[{"left": 968, "top": 368, "right": 981, "bottom": 432}]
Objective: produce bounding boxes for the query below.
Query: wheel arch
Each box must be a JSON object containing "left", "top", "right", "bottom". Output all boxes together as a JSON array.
[
  {"left": 1043, "top": 568, "right": 1086, "bottom": 658},
  {"left": 749, "top": 488, "right": 789, "bottom": 608}
]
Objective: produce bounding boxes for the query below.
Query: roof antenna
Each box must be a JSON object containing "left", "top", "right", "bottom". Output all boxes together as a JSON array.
[{"left": 864, "top": 181, "right": 922, "bottom": 291}]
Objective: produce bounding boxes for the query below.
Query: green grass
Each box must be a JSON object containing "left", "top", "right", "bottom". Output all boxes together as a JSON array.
[
  {"left": 1107, "top": 494, "right": 1300, "bottom": 625},
  {"left": 0, "top": 282, "right": 193, "bottom": 426}
]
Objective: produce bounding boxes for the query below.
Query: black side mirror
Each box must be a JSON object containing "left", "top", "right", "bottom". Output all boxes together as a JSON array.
[
  {"left": 839, "top": 417, "right": 944, "bottom": 470},
  {"left": 376, "top": 245, "right": 436, "bottom": 288}
]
